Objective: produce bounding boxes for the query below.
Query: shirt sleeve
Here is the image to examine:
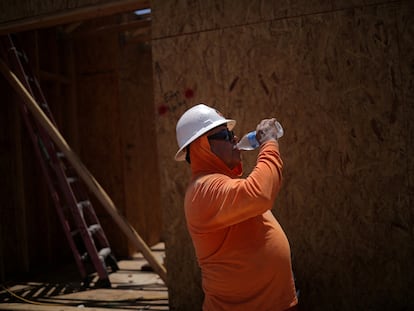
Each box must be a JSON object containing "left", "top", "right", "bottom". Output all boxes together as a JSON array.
[{"left": 185, "top": 140, "right": 283, "bottom": 232}]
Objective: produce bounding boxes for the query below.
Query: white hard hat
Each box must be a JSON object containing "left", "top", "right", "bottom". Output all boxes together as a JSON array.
[{"left": 175, "top": 104, "right": 236, "bottom": 161}]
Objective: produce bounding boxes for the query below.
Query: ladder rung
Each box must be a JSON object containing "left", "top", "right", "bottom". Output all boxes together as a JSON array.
[
  {"left": 71, "top": 223, "right": 99, "bottom": 236},
  {"left": 67, "top": 176, "right": 78, "bottom": 183},
  {"left": 88, "top": 224, "right": 101, "bottom": 234},
  {"left": 77, "top": 200, "right": 91, "bottom": 209},
  {"left": 81, "top": 252, "right": 89, "bottom": 261},
  {"left": 98, "top": 247, "right": 111, "bottom": 259}
]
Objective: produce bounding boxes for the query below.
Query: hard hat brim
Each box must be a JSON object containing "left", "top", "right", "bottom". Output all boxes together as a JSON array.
[{"left": 174, "top": 119, "right": 236, "bottom": 161}]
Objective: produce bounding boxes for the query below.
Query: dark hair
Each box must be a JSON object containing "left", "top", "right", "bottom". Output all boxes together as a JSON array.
[{"left": 185, "top": 146, "right": 191, "bottom": 164}]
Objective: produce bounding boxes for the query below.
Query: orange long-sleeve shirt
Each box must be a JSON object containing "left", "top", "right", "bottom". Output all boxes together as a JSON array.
[{"left": 185, "top": 135, "right": 298, "bottom": 311}]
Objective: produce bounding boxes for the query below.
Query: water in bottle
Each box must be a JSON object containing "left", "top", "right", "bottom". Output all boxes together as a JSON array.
[{"left": 236, "top": 121, "right": 284, "bottom": 151}]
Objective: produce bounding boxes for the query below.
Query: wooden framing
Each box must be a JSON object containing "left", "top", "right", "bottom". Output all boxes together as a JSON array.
[{"left": 0, "top": 0, "right": 150, "bottom": 35}]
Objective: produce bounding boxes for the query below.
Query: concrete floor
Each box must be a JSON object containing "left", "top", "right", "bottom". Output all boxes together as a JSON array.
[{"left": 0, "top": 243, "right": 168, "bottom": 310}]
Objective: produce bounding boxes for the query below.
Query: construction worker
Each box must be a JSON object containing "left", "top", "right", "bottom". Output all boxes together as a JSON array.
[{"left": 175, "top": 104, "right": 298, "bottom": 311}]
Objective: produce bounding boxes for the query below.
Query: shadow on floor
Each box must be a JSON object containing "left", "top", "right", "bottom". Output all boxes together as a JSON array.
[{"left": 0, "top": 243, "right": 169, "bottom": 310}]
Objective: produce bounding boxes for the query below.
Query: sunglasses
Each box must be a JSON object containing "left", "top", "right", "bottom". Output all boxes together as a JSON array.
[{"left": 207, "top": 129, "right": 235, "bottom": 142}]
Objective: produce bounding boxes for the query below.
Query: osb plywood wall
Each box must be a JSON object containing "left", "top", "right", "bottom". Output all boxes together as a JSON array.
[{"left": 151, "top": 1, "right": 414, "bottom": 310}]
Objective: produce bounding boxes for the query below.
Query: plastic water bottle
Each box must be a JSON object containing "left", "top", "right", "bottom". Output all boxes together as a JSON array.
[{"left": 236, "top": 121, "right": 284, "bottom": 151}]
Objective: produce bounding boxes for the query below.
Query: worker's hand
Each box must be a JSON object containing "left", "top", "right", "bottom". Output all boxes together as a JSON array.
[{"left": 255, "top": 118, "right": 280, "bottom": 145}]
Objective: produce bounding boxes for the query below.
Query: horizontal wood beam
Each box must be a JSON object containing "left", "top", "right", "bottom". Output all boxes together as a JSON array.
[
  {"left": 124, "top": 33, "right": 152, "bottom": 44},
  {"left": 73, "top": 18, "right": 151, "bottom": 38},
  {"left": 0, "top": 0, "right": 150, "bottom": 35}
]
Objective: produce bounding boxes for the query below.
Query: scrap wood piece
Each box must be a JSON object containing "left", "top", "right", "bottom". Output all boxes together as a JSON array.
[{"left": 52, "top": 288, "right": 168, "bottom": 302}]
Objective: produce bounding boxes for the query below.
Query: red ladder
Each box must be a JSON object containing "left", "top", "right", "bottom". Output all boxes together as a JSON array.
[{"left": 1, "top": 34, "right": 119, "bottom": 288}]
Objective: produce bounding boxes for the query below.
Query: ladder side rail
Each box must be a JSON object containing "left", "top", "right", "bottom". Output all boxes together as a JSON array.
[
  {"left": 59, "top": 155, "right": 112, "bottom": 251},
  {"left": 70, "top": 177, "right": 112, "bottom": 250},
  {"left": 46, "top": 142, "right": 111, "bottom": 282},
  {"left": 7, "top": 34, "right": 59, "bottom": 126},
  {"left": 18, "top": 104, "right": 88, "bottom": 281}
]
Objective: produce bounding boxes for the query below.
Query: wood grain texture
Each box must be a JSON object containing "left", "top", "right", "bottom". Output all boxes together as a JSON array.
[{"left": 152, "top": 1, "right": 414, "bottom": 310}]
